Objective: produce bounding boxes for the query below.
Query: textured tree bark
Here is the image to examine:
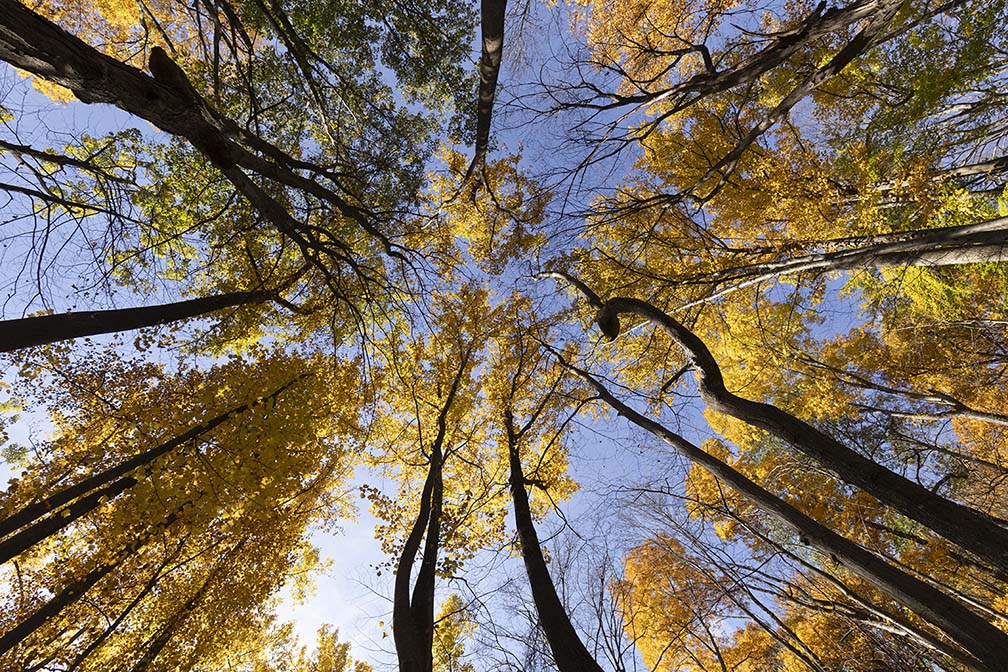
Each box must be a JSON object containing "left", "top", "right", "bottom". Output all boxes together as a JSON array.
[
  {"left": 468, "top": 0, "right": 507, "bottom": 177},
  {"left": 673, "top": 217, "right": 1008, "bottom": 312},
  {"left": 506, "top": 412, "right": 605, "bottom": 672},
  {"left": 0, "top": 0, "right": 390, "bottom": 260},
  {"left": 392, "top": 448, "right": 444, "bottom": 672},
  {"left": 585, "top": 293, "right": 1008, "bottom": 577},
  {"left": 0, "top": 1, "right": 236, "bottom": 164},
  {"left": 565, "top": 360, "right": 1007, "bottom": 670},
  {"left": 392, "top": 455, "right": 439, "bottom": 672},
  {"left": 410, "top": 446, "right": 442, "bottom": 672},
  {"left": 0, "top": 291, "right": 271, "bottom": 353}
]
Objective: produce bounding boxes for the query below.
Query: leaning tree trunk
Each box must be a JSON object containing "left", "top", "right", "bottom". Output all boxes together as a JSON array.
[
  {"left": 565, "top": 359, "right": 1008, "bottom": 672},
  {"left": 0, "top": 291, "right": 271, "bottom": 353},
  {"left": 0, "top": 507, "right": 183, "bottom": 658},
  {"left": 0, "top": 475, "right": 138, "bottom": 565},
  {"left": 546, "top": 274, "right": 1008, "bottom": 577},
  {"left": 674, "top": 217, "right": 1008, "bottom": 313},
  {"left": 505, "top": 411, "right": 605, "bottom": 672}
]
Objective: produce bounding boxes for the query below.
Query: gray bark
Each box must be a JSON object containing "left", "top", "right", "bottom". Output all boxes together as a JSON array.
[
  {"left": 673, "top": 217, "right": 1008, "bottom": 313},
  {"left": 467, "top": 0, "right": 507, "bottom": 178}
]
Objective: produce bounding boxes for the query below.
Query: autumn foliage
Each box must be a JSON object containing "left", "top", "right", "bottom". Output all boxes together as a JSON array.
[{"left": 1, "top": 0, "right": 1008, "bottom": 670}]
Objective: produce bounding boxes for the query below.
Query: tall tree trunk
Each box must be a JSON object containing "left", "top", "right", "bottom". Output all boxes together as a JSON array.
[
  {"left": 392, "top": 455, "right": 439, "bottom": 672},
  {"left": 543, "top": 273, "right": 1008, "bottom": 577},
  {"left": 392, "top": 353, "right": 468, "bottom": 672},
  {"left": 466, "top": 0, "right": 507, "bottom": 180},
  {"left": 0, "top": 291, "right": 271, "bottom": 353},
  {"left": 674, "top": 217, "right": 1008, "bottom": 312},
  {"left": 410, "top": 445, "right": 442, "bottom": 672},
  {"left": 505, "top": 410, "right": 605, "bottom": 672},
  {"left": 565, "top": 359, "right": 1008, "bottom": 671},
  {"left": 0, "top": 476, "right": 136, "bottom": 564},
  {"left": 0, "top": 376, "right": 303, "bottom": 558}
]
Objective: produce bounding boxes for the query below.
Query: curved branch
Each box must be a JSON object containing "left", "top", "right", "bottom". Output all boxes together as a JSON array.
[{"left": 547, "top": 273, "right": 1008, "bottom": 578}]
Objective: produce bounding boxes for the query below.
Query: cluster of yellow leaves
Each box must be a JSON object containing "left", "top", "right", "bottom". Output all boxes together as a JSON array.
[
  {"left": 433, "top": 594, "right": 476, "bottom": 672},
  {"left": 616, "top": 533, "right": 938, "bottom": 671},
  {"left": 233, "top": 624, "right": 372, "bottom": 672},
  {"left": 361, "top": 287, "right": 579, "bottom": 580},
  {"left": 572, "top": 0, "right": 748, "bottom": 89},
  {"left": 416, "top": 147, "right": 549, "bottom": 278},
  {"left": 0, "top": 343, "right": 365, "bottom": 670},
  {"left": 614, "top": 533, "right": 719, "bottom": 670}
]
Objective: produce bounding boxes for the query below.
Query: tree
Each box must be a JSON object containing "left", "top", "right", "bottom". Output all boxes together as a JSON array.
[{"left": 1, "top": 347, "right": 361, "bottom": 668}]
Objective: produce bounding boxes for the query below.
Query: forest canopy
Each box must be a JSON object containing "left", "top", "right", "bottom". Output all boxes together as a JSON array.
[{"left": 1, "top": 0, "right": 1008, "bottom": 670}]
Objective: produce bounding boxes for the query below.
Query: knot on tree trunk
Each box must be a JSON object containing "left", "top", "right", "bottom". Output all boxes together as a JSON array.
[{"left": 596, "top": 302, "right": 621, "bottom": 341}]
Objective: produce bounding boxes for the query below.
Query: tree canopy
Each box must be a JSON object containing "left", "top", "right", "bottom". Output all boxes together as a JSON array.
[{"left": 2, "top": 0, "right": 1008, "bottom": 670}]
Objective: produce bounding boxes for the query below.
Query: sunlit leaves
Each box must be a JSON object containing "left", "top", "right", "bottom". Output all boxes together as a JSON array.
[{"left": 0, "top": 345, "right": 363, "bottom": 669}]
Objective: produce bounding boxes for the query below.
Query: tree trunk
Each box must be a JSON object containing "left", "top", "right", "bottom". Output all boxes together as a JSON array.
[
  {"left": 410, "top": 445, "right": 442, "bottom": 672},
  {"left": 567, "top": 360, "right": 1008, "bottom": 672},
  {"left": 506, "top": 411, "right": 605, "bottom": 672},
  {"left": 674, "top": 217, "right": 1008, "bottom": 312},
  {"left": 0, "top": 476, "right": 136, "bottom": 564},
  {"left": 392, "top": 354, "right": 468, "bottom": 672},
  {"left": 591, "top": 295, "right": 1008, "bottom": 578},
  {"left": 466, "top": 0, "right": 507, "bottom": 178},
  {"left": 0, "top": 291, "right": 271, "bottom": 353},
  {"left": 392, "top": 456, "right": 439, "bottom": 672}
]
